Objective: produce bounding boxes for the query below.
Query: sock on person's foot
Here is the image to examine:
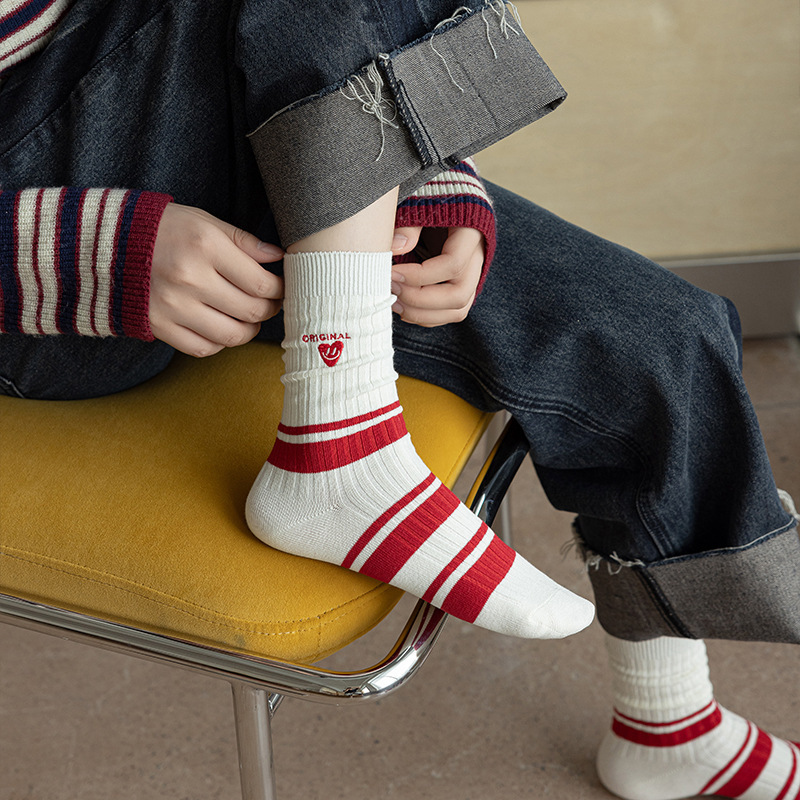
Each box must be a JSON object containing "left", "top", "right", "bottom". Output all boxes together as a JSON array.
[
  {"left": 597, "top": 635, "right": 800, "bottom": 800},
  {"left": 245, "top": 251, "right": 595, "bottom": 639}
]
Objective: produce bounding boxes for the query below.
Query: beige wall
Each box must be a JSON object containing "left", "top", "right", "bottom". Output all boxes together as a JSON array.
[{"left": 478, "top": 0, "right": 800, "bottom": 261}]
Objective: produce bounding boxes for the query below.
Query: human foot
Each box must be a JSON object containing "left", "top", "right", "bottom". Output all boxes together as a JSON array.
[
  {"left": 597, "top": 636, "right": 799, "bottom": 800},
  {"left": 246, "top": 251, "right": 595, "bottom": 639}
]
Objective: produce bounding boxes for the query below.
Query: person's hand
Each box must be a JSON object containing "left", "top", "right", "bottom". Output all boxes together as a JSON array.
[
  {"left": 390, "top": 226, "right": 485, "bottom": 327},
  {"left": 149, "top": 204, "right": 284, "bottom": 356}
]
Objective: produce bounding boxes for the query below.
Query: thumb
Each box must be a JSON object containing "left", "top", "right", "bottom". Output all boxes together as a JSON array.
[{"left": 392, "top": 226, "right": 423, "bottom": 255}]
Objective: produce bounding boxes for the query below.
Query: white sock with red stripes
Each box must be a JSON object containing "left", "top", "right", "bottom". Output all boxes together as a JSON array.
[
  {"left": 597, "top": 635, "right": 800, "bottom": 800},
  {"left": 246, "top": 251, "right": 595, "bottom": 638}
]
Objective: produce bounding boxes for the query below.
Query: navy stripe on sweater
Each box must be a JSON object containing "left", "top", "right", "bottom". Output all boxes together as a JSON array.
[
  {"left": 56, "top": 187, "right": 83, "bottom": 334},
  {"left": 0, "top": 0, "right": 54, "bottom": 37}
]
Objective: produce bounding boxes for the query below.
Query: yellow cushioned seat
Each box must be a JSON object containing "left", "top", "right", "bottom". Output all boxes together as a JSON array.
[{"left": 0, "top": 343, "right": 489, "bottom": 664}]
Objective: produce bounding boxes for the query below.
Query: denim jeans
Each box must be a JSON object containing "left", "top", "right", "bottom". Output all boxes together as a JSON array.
[
  {"left": 1, "top": 0, "right": 797, "bottom": 642},
  {"left": 0, "top": 0, "right": 563, "bottom": 243}
]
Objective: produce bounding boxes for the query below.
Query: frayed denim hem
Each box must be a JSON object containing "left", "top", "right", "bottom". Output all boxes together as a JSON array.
[{"left": 247, "top": 1, "right": 566, "bottom": 244}]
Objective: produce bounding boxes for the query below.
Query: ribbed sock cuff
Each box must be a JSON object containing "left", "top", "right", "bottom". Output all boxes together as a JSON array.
[
  {"left": 605, "top": 635, "right": 713, "bottom": 720},
  {"left": 284, "top": 251, "right": 392, "bottom": 298},
  {"left": 605, "top": 635, "right": 708, "bottom": 672}
]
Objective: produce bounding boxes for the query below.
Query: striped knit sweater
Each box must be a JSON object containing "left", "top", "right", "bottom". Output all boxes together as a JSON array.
[
  {"left": 395, "top": 159, "right": 496, "bottom": 297},
  {"left": 0, "top": 188, "right": 173, "bottom": 339},
  {"left": 0, "top": 2, "right": 497, "bottom": 341},
  {"left": 0, "top": 0, "right": 74, "bottom": 77}
]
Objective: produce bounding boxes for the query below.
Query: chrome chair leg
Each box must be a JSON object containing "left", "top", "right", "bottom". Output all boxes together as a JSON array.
[
  {"left": 231, "top": 683, "right": 279, "bottom": 800},
  {"left": 473, "top": 414, "right": 527, "bottom": 545},
  {"left": 484, "top": 411, "right": 514, "bottom": 544},
  {"left": 496, "top": 490, "right": 512, "bottom": 545}
]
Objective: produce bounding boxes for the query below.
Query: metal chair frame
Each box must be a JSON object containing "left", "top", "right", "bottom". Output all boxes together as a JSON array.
[{"left": 0, "top": 417, "right": 529, "bottom": 800}]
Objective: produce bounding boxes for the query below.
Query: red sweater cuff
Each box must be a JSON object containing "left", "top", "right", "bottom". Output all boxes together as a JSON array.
[
  {"left": 394, "top": 196, "right": 496, "bottom": 298},
  {"left": 394, "top": 160, "right": 496, "bottom": 299},
  {"left": 120, "top": 192, "right": 173, "bottom": 340}
]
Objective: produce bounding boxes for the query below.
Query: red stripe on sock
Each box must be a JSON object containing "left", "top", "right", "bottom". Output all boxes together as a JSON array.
[
  {"left": 358, "top": 484, "right": 462, "bottom": 583},
  {"left": 613, "top": 704, "right": 723, "bottom": 748},
  {"left": 278, "top": 401, "right": 401, "bottom": 436},
  {"left": 774, "top": 746, "right": 798, "bottom": 800},
  {"left": 267, "top": 413, "right": 408, "bottom": 473},
  {"left": 341, "top": 473, "right": 436, "bottom": 569},
  {"left": 422, "top": 522, "right": 488, "bottom": 603},
  {"left": 700, "top": 723, "right": 756, "bottom": 794},
  {"left": 615, "top": 700, "right": 717, "bottom": 729},
  {"left": 439, "top": 534, "right": 516, "bottom": 623},
  {"left": 714, "top": 728, "right": 773, "bottom": 798}
]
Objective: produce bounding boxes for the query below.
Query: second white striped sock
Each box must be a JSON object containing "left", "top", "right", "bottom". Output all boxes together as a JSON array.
[{"left": 597, "top": 635, "right": 800, "bottom": 800}]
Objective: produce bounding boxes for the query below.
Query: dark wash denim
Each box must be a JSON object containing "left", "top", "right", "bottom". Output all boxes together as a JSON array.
[{"left": 1, "top": 0, "right": 797, "bottom": 642}]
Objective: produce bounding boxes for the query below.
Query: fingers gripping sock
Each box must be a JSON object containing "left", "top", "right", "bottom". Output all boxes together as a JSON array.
[
  {"left": 246, "top": 251, "right": 595, "bottom": 639},
  {"left": 597, "top": 635, "right": 800, "bottom": 800}
]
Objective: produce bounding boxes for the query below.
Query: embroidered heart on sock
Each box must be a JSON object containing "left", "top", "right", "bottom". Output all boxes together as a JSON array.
[{"left": 318, "top": 340, "right": 344, "bottom": 367}]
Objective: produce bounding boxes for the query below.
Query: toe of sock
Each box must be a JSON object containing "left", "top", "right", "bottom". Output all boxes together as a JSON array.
[
  {"left": 526, "top": 584, "right": 596, "bottom": 639},
  {"left": 475, "top": 556, "right": 595, "bottom": 639}
]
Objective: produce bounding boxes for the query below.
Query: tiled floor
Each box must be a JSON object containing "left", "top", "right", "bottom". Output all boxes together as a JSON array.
[{"left": 1, "top": 336, "right": 798, "bottom": 800}]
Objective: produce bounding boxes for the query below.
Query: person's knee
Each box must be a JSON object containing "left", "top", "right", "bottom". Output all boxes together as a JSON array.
[{"left": 660, "top": 278, "right": 743, "bottom": 371}]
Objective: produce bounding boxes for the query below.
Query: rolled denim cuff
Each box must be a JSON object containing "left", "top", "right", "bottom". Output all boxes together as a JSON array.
[
  {"left": 248, "top": 4, "right": 565, "bottom": 245},
  {"left": 581, "top": 522, "right": 800, "bottom": 643}
]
